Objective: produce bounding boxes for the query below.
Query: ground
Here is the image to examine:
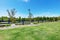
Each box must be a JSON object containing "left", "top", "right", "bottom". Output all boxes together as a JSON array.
[{"left": 0, "top": 22, "right": 60, "bottom": 40}]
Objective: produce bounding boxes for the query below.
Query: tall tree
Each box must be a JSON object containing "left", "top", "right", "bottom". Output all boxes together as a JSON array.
[
  {"left": 7, "top": 8, "right": 16, "bottom": 23},
  {"left": 28, "top": 9, "right": 33, "bottom": 24}
]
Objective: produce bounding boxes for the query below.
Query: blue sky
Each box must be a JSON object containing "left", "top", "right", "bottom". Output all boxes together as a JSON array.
[{"left": 0, "top": 0, "right": 60, "bottom": 18}]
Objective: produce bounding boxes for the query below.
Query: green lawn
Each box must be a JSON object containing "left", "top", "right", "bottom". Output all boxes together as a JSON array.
[{"left": 0, "top": 22, "right": 60, "bottom": 40}]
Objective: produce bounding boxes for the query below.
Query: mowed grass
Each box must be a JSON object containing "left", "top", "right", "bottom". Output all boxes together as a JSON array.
[{"left": 0, "top": 22, "right": 60, "bottom": 40}]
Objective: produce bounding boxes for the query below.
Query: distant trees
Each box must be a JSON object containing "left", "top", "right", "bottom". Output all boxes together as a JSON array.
[
  {"left": 18, "top": 17, "right": 21, "bottom": 22},
  {"left": 32, "top": 16, "right": 60, "bottom": 23},
  {"left": 34, "top": 17, "right": 40, "bottom": 23},
  {"left": 21, "top": 18, "right": 25, "bottom": 25},
  {"left": 0, "top": 16, "right": 60, "bottom": 24},
  {"left": 0, "top": 16, "right": 8, "bottom": 22},
  {"left": 1, "top": 17, "right": 4, "bottom": 22},
  {"left": 57, "top": 16, "right": 60, "bottom": 21}
]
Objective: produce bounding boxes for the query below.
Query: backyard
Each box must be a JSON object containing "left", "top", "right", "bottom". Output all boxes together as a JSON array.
[{"left": 0, "top": 21, "right": 60, "bottom": 40}]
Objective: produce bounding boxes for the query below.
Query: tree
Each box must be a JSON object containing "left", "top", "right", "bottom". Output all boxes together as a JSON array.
[
  {"left": 21, "top": 18, "right": 25, "bottom": 25},
  {"left": 2, "top": 16, "right": 8, "bottom": 22},
  {"left": 57, "top": 16, "right": 60, "bottom": 21},
  {"left": 36, "top": 17, "right": 40, "bottom": 23},
  {"left": 54, "top": 17, "right": 58, "bottom": 21},
  {"left": 18, "top": 17, "right": 21, "bottom": 22},
  {"left": 28, "top": 9, "right": 33, "bottom": 24},
  {"left": 7, "top": 8, "right": 16, "bottom": 23},
  {"left": 1, "top": 16, "right": 4, "bottom": 22}
]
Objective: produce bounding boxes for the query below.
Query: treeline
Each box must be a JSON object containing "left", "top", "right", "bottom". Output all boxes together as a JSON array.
[
  {"left": 0, "top": 16, "right": 60, "bottom": 23},
  {"left": 0, "top": 9, "right": 60, "bottom": 24}
]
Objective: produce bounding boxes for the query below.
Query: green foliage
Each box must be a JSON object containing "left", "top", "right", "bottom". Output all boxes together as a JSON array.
[
  {"left": 4, "top": 24, "right": 11, "bottom": 27},
  {"left": 0, "top": 16, "right": 8, "bottom": 22},
  {"left": 18, "top": 17, "right": 21, "bottom": 22},
  {"left": 0, "top": 16, "right": 60, "bottom": 23},
  {"left": 33, "top": 22, "right": 38, "bottom": 24}
]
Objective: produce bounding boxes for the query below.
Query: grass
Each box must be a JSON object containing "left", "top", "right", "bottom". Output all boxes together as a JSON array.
[{"left": 0, "top": 22, "right": 60, "bottom": 40}]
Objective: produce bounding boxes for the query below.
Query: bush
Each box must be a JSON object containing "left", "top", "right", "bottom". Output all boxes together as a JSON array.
[
  {"left": 5, "top": 24, "right": 11, "bottom": 26},
  {"left": 33, "top": 22, "right": 38, "bottom": 24},
  {"left": 0, "top": 24, "right": 11, "bottom": 27}
]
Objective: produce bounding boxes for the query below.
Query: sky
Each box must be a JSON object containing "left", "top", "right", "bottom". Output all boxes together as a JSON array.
[{"left": 0, "top": 0, "right": 60, "bottom": 18}]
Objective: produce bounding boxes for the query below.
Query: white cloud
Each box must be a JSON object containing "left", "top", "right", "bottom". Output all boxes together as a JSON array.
[
  {"left": 0, "top": 10, "right": 8, "bottom": 17},
  {"left": 34, "top": 12, "right": 60, "bottom": 17},
  {"left": 23, "top": 0, "right": 30, "bottom": 2},
  {"left": 39, "top": 12, "right": 60, "bottom": 17}
]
